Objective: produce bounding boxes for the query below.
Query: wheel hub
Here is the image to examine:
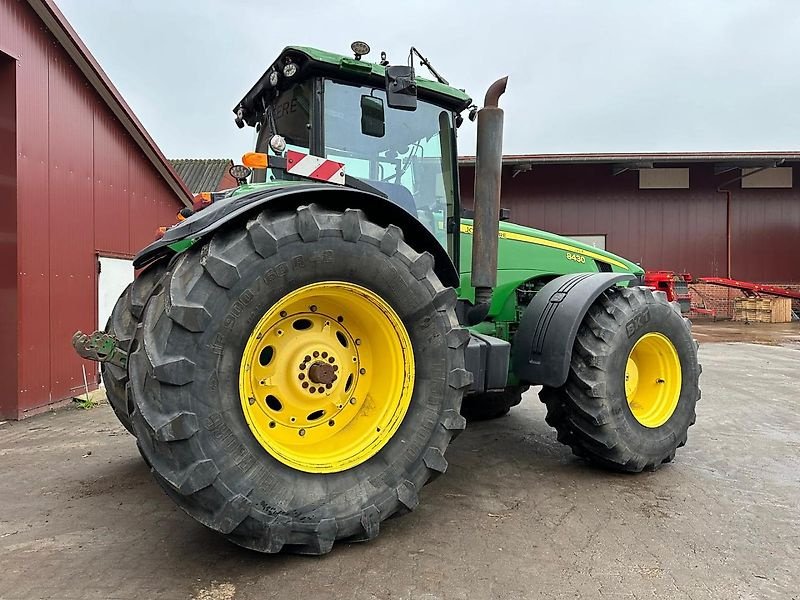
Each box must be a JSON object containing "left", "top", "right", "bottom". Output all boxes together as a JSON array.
[
  {"left": 624, "top": 332, "right": 682, "bottom": 428},
  {"left": 308, "top": 361, "right": 336, "bottom": 385},
  {"left": 239, "top": 281, "right": 415, "bottom": 473}
]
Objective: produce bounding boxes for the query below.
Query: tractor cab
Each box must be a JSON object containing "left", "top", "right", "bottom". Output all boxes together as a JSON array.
[{"left": 234, "top": 44, "right": 472, "bottom": 252}]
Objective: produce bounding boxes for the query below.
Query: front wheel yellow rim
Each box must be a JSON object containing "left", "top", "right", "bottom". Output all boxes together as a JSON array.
[
  {"left": 624, "top": 332, "right": 682, "bottom": 428},
  {"left": 239, "top": 282, "right": 415, "bottom": 473}
]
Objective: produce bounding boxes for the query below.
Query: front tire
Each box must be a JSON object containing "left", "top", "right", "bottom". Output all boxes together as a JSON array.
[
  {"left": 540, "top": 286, "right": 700, "bottom": 472},
  {"left": 128, "top": 204, "right": 470, "bottom": 554}
]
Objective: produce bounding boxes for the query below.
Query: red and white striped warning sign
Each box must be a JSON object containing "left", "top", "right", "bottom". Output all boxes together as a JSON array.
[{"left": 286, "top": 150, "right": 346, "bottom": 184}]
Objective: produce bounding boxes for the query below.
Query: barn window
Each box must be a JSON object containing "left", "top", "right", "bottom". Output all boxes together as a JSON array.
[
  {"left": 638, "top": 168, "right": 690, "bottom": 189},
  {"left": 740, "top": 167, "right": 792, "bottom": 188},
  {"left": 568, "top": 234, "right": 606, "bottom": 250}
]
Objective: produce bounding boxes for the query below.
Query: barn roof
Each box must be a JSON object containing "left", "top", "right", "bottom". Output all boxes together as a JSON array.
[
  {"left": 26, "top": 0, "right": 193, "bottom": 207},
  {"left": 170, "top": 159, "right": 234, "bottom": 194},
  {"left": 459, "top": 151, "right": 800, "bottom": 167}
]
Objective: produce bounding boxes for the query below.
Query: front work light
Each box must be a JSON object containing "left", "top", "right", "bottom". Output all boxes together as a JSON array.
[
  {"left": 230, "top": 164, "right": 253, "bottom": 182},
  {"left": 283, "top": 62, "right": 297, "bottom": 78},
  {"left": 351, "top": 41, "right": 370, "bottom": 60}
]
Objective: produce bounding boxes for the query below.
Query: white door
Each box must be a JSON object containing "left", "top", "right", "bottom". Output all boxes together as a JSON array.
[{"left": 98, "top": 256, "right": 134, "bottom": 331}]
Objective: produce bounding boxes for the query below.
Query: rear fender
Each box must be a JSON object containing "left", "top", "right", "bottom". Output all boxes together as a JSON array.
[
  {"left": 511, "top": 272, "right": 636, "bottom": 387},
  {"left": 133, "top": 183, "right": 459, "bottom": 288}
]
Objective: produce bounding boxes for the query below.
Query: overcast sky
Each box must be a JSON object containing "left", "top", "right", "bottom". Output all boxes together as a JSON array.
[{"left": 57, "top": 0, "right": 800, "bottom": 160}]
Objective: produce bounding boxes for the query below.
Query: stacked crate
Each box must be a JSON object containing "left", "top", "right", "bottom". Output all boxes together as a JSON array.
[{"left": 733, "top": 297, "right": 793, "bottom": 323}]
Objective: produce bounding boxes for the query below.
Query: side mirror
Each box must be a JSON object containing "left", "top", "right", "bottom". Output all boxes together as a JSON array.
[
  {"left": 360, "top": 95, "right": 385, "bottom": 138},
  {"left": 385, "top": 65, "right": 417, "bottom": 111}
]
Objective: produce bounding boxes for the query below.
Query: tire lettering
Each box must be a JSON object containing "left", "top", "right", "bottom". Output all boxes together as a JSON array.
[
  {"left": 625, "top": 309, "right": 651, "bottom": 338},
  {"left": 206, "top": 413, "right": 267, "bottom": 485},
  {"left": 262, "top": 262, "right": 288, "bottom": 283}
]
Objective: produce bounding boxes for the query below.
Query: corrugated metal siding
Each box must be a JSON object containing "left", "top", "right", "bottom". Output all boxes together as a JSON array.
[
  {"left": 170, "top": 158, "right": 233, "bottom": 193},
  {"left": 47, "top": 43, "right": 95, "bottom": 401},
  {"left": 459, "top": 162, "right": 799, "bottom": 283},
  {"left": 732, "top": 188, "right": 800, "bottom": 282},
  {"left": 9, "top": 0, "right": 52, "bottom": 413},
  {"left": 130, "top": 149, "right": 179, "bottom": 252},
  {"left": 0, "top": 53, "right": 17, "bottom": 417},
  {"left": 94, "top": 108, "right": 131, "bottom": 254},
  {"left": 0, "top": 0, "right": 185, "bottom": 417}
]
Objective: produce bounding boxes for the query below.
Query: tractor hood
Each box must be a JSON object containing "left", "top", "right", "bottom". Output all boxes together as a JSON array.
[
  {"left": 491, "top": 220, "right": 643, "bottom": 274},
  {"left": 461, "top": 219, "right": 642, "bottom": 274},
  {"left": 458, "top": 218, "right": 643, "bottom": 319}
]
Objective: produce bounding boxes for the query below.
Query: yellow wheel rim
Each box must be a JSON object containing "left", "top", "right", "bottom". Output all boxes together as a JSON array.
[
  {"left": 239, "top": 281, "right": 415, "bottom": 473},
  {"left": 624, "top": 332, "right": 682, "bottom": 428}
]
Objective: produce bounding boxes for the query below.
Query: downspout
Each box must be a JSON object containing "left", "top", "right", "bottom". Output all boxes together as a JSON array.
[{"left": 715, "top": 159, "right": 784, "bottom": 278}]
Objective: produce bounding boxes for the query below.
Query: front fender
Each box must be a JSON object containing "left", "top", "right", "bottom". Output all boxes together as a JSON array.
[
  {"left": 134, "top": 183, "right": 459, "bottom": 288},
  {"left": 511, "top": 272, "right": 636, "bottom": 387}
]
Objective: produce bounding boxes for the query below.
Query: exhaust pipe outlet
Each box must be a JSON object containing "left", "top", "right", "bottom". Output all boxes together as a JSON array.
[{"left": 467, "top": 76, "right": 507, "bottom": 325}]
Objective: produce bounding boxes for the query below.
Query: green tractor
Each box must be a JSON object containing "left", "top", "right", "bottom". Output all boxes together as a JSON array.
[{"left": 74, "top": 43, "right": 700, "bottom": 554}]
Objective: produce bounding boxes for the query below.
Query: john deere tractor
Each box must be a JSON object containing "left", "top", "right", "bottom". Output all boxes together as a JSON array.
[{"left": 74, "top": 43, "right": 700, "bottom": 555}]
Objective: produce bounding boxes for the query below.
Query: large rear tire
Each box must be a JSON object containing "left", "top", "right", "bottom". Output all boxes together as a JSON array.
[
  {"left": 101, "top": 261, "right": 167, "bottom": 434},
  {"left": 540, "top": 286, "right": 700, "bottom": 472},
  {"left": 128, "top": 204, "right": 470, "bottom": 554}
]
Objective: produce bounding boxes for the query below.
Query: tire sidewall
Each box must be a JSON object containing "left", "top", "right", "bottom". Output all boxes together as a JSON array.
[
  {"left": 605, "top": 298, "right": 698, "bottom": 457},
  {"left": 165, "top": 233, "right": 453, "bottom": 519}
]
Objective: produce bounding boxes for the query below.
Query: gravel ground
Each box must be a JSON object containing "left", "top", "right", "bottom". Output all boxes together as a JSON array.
[{"left": 1, "top": 333, "right": 798, "bottom": 600}]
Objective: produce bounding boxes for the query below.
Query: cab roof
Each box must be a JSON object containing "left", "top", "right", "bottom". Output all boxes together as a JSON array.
[{"left": 235, "top": 46, "right": 472, "bottom": 127}]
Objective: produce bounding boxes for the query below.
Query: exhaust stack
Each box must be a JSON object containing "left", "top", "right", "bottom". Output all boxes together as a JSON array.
[{"left": 468, "top": 76, "right": 508, "bottom": 325}]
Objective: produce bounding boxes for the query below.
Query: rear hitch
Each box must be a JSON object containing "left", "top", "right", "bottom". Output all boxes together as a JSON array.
[{"left": 72, "top": 330, "right": 128, "bottom": 369}]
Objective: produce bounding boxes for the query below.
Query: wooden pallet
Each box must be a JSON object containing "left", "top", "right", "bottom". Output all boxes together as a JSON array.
[{"left": 733, "top": 297, "right": 793, "bottom": 323}]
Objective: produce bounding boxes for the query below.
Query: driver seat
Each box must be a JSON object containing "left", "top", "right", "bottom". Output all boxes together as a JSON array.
[{"left": 366, "top": 180, "right": 417, "bottom": 216}]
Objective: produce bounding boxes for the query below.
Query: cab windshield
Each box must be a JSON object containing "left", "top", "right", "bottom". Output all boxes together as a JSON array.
[{"left": 323, "top": 80, "right": 457, "bottom": 247}]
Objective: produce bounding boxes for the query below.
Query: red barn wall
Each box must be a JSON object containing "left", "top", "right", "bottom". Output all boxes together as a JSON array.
[
  {"left": 0, "top": 53, "right": 17, "bottom": 417},
  {"left": 1, "top": 0, "right": 184, "bottom": 418},
  {"left": 459, "top": 162, "right": 800, "bottom": 284}
]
